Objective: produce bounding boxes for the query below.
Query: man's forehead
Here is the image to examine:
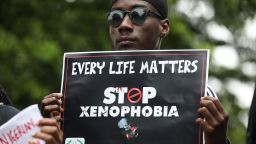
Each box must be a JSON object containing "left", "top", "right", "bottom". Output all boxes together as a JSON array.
[
  {"left": 111, "top": 0, "right": 155, "bottom": 11},
  {"left": 111, "top": 0, "right": 168, "bottom": 19}
]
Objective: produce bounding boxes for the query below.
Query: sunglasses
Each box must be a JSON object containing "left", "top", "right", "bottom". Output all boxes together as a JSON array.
[{"left": 107, "top": 7, "right": 163, "bottom": 28}]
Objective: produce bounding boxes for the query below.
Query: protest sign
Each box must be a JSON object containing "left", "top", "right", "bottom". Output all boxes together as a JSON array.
[
  {"left": 61, "top": 50, "right": 209, "bottom": 144},
  {"left": 0, "top": 104, "right": 45, "bottom": 144}
]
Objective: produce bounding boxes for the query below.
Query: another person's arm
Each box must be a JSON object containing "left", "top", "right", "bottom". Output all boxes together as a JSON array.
[{"left": 28, "top": 118, "right": 63, "bottom": 144}]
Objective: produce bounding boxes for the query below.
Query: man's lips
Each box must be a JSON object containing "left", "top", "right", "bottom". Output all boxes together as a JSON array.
[{"left": 116, "top": 37, "right": 136, "bottom": 45}]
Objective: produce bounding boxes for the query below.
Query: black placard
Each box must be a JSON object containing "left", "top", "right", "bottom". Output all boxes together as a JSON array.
[{"left": 61, "top": 50, "right": 209, "bottom": 144}]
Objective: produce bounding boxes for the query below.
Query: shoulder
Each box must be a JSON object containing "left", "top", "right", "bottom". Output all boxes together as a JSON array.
[{"left": 0, "top": 105, "right": 20, "bottom": 126}]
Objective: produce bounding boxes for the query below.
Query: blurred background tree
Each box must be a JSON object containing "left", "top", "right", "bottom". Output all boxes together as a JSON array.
[{"left": 0, "top": 0, "right": 255, "bottom": 143}]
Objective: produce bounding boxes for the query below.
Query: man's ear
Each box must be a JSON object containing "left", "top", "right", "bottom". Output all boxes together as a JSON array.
[{"left": 160, "top": 19, "right": 170, "bottom": 38}]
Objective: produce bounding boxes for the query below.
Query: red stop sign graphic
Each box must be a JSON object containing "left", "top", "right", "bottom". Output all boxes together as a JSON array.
[{"left": 127, "top": 88, "right": 142, "bottom": 104}]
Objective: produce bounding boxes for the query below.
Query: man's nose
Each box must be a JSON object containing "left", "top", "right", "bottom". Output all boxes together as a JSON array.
[{"left": 118, "top": 15, "right": 133, "bottom": 32}]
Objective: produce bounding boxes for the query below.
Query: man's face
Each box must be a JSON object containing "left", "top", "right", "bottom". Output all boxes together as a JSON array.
[{"left": 109, "top": 0, "right": 165, "bottom": 51}]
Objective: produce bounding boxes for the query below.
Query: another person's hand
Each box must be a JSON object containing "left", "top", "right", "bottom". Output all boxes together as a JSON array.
[
  {"left": 196, "top": 96, "right": 229, "bottom": 144},
  {"left": 28, "top": 118, "right": 63, "bottom": 144},
  {"left": 41, "top": 93, "right": 63, "bottom": 121}
]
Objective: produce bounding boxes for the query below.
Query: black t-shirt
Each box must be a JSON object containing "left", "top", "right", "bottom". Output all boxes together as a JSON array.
[{"left": 0, "top": 105, "right": 20, "bottom": 126}]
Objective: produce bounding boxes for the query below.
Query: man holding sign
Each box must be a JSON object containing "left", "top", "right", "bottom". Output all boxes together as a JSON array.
[{"left": 41, "top": 0, "right": 229, "bottom": 144}]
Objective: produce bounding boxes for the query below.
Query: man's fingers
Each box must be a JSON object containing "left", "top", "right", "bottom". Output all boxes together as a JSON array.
[
  {"left": 44, "top": 105, "right": 62, "bottom": 113},
  {"left": 211, "top": 98, "right": 229, "bottom": 120},
  {"left": 32, "top": 132, "right": 58, "bottom": 144},
  {"left": 50, "top": 111, "right": 62, "bottom": 122},
  {"left": 198, "top": 97, "right": 229, "bottom": 144},
  {"left": 35, "top": 118, "right": 63, "bottom": 144},
  {"left": 38, "top": 119, "right": 60, "bottom": 128},
  {"left": 28, "top": 139, "right": 37, "bottom": 144},
  {"left": 200, "top": 97, "right": 226, "bottom": 123},
  {"left": 53, "top": 115, "right": 62, "bottom": 122},
  {"left": 195, "top": 118, "right": 214, "bottom": 133},
  {"left": 27, "top": 139, "right": 42, "bottom": 144},
  {"left": 43, "top": 106, "right": 62, "bottom": 118},
  {"left": 41, "top": 93, "right": 63, "bottom": 118},
  {"left": 51, "top": 111, "right": 61, "bottom": 117},
  {"left": 198, "top": 107, "right": 219, "bottom": 127},
  {"left": 40, "top": 126, "right": 61, "bottom": 141},
  {"left": 44, "top": 93, "right": 62, "bottom": 99},
  {"left": 42, "top": 94, "right": 62, "bottom": 106}
]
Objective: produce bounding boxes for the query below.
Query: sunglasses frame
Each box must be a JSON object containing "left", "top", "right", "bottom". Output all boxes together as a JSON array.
[{"left": 107, "top": 7, "right": 163, "bottom": 28}]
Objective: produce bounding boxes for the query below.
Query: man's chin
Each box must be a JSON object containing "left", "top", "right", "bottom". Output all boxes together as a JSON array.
[
  {"left": 114, "top": 47, "right": 141, "bottom": 51},
  {"left": 113, "top": 44, "right": 143, "bottom": 51}
]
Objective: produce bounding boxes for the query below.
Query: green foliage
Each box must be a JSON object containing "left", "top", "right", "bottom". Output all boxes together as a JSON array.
[{"left": 0, "top": 0, "right": 255, "bottom": 143}]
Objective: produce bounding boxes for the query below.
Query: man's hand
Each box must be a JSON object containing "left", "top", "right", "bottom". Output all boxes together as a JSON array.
[
  {"left": 28, "top": 118, "right": 63, "bottom": 144},
  {"left": 196, "top": 96, "right": 229, "bottom": 144},
  {"left": 41, "top": 93, "right": 63, "bottom": 121}
]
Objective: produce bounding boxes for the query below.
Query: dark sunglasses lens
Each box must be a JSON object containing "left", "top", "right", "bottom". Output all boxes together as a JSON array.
[
  {"left": 130, "top": 8, "right": 147, "bottom": 25},
  {"left": 108, "top": 10, "right": 124, "bottom": 27}
]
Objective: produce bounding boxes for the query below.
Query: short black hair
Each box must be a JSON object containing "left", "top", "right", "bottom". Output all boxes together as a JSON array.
[{"left": 0, "top": 85, "right": 12, "bottom": 105}]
